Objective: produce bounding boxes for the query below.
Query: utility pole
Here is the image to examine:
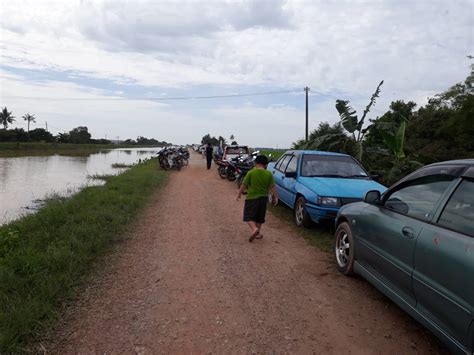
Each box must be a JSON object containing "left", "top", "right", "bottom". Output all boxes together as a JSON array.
[
  {"left": 304, "top": 87, "right": 310, "bottom": 141},
  {"left": 45, "top": 121, "right": 48, "bottom": 132}
]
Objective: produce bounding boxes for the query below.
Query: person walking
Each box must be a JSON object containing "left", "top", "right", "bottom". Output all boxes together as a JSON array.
[
  {"left": 205, "top": 143, "right": 213, "bottom": 170},
  {"left": 236, "top": 155, "right": 278, "bottom": 242}
]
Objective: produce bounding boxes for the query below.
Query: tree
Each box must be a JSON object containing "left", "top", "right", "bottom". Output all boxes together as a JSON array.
[
  {"left": 0, "top": 107, "right": 15, "bottom": 129},
  {"left": 334, "top": 80, "right": 384, "bottom": 161},
  {"left": 22, "top": 113, "right": 36, "bottom": 133},
  {"left": 68, "top": 126, "right": 91, "bottom": 144},
  {"left": 201, "top": 133, "right": 219, "bottom": 146},
  {"left": 28, "top": 128, "right": 54, "bottom": 142}
]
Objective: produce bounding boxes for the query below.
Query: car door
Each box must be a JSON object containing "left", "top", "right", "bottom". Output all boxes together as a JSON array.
[
  {"left": 280, "top": 155, "right": 299, "bottom": 208},
  {"left": 413, "top": 177, "right": 474, "bottom": 349},
  {"left": 272, "top": 154, "right": 292, "bottom": 206},
  {"left": 356, "top": 174, "right": 456, "bottom": 306}
]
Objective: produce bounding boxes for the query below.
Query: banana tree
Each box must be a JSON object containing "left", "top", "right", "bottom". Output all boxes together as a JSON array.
[{"left": 335, "top": 80, "right": 384, "bottom": 161}]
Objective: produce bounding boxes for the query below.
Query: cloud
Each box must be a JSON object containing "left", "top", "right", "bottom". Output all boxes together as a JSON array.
[
  {"left": 0, "top": 0, "right": 472, "bottom": 147},
  {"left": 76, "top": 0, "right": 292, "bottom": 54}
]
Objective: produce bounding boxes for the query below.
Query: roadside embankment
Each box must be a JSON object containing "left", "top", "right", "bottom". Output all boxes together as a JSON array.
[{"left": 0, "top": 159, "right": 167, "bottom": 352}]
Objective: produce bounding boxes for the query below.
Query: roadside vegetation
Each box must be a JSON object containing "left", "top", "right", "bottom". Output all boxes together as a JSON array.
[
  {"left": 0, "top": 159, "right": 167, "bottom": 353},
  {"left": 293, "top": 65, "right": 473, "bottom": 185},
  {"left": 268, "top": 204, "right": 334, "bottom": 253}
]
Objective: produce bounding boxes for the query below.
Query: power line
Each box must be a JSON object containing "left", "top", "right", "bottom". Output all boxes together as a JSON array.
[{"left": 1, "top": 89, "right": 300, "bottom": 102}]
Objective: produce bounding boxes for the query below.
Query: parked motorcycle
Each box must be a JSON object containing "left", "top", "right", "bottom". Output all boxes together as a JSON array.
[{"left": 157, "top": 146, "right": 186, "bottom": 171}]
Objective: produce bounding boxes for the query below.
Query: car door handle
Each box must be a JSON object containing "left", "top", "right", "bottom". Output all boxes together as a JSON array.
[{"left": 401, "top": 226, "right": 416, "bottom": 239}]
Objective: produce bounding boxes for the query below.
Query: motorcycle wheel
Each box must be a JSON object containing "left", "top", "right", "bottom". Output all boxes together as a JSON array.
[
  {"left": 183, "top": 158, "right": 189, "bottom": 166},
  {"left": 218, "top": 166, "right": 227, "bottom": 179},
  {"left": 227, "top": 170, "right": 236, "bottom": 181}
]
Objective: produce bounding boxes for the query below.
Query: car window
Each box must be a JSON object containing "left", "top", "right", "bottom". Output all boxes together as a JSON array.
[
  {"left": 277, "top": 155, "right": 291, "bottom": 172},
  {"left": 285, "top": 156, "right": 298, "bottom": 173},
  {"left": 437, "top": 178, "right": 474, "bottom": 236},
  {"left": 226, "top": 147, "right": 248, "bottom": 154},
  {"left": 274, "top": 155, "right": 286, "bottom": 170},
  {"left": 300, "top": 154, "right": 368, "bottom": 178},
  {"left": 384, "top": 175, "right": 455, "bottom": 221}
]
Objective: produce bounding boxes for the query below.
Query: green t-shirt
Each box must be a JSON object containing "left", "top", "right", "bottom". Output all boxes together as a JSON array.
[{"left": 242, "top": 167, "right": 275, "bottom": 200}]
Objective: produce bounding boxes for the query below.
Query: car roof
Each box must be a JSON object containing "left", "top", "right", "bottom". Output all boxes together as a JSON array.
[
  {"left": 426, "top": 159, "right": 474, "bottom": 167},
  {"left": 282, "top": 150, "right": 350, "bottom": 157}
]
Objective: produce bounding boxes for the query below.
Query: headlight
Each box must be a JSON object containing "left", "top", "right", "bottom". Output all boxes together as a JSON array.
[{"left": 317, "top": 196, "right": 341, "bottom": 207}]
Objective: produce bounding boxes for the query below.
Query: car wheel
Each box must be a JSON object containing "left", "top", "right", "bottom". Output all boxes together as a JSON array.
[
  {"left": 335, "top": 222, "right": 355, "bottom": 276},
  {"left": 294, "top": 197, "right": 312, "bottom": 227}
]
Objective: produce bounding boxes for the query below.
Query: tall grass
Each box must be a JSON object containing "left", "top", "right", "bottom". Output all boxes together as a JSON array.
[{"left": 0, "top": 159, "right": 167, "bottom": 352}]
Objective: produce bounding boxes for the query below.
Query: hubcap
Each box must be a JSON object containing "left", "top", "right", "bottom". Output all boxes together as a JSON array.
[
  {"left": 335, "top": 231, "right": 350, "bottom": 267},
  {"left": 295, "top": 202, "right": 304, "bottom": 224}
]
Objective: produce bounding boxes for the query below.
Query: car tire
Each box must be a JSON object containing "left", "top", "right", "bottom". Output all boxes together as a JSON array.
[
  {"left": 335, "top": 222, "right": 355, "bottom": 276},
  {"left": 294, "top": 196, "right": 312, "bottom": 228}
]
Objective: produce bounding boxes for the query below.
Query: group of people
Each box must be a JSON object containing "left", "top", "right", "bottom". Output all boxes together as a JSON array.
[{"left": 202, "top": 142, "right": 278, "bottom": 243}]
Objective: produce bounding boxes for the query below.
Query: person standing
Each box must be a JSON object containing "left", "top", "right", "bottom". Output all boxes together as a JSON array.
[
  {"left": 205, "top": 143, "right": 213, "bottom": 170},
  {"left": 236, "top": 155, "right": 278, "bottom": 242}
]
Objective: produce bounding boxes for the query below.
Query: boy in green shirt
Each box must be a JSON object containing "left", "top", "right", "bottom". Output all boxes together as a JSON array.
[{"left": 237, "top": 155, "right": 279, "bottom": 242}]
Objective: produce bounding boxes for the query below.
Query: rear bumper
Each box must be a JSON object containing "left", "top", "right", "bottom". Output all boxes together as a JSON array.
[{"left": 305, "top": 202, "right": 339, "bottom": 223}]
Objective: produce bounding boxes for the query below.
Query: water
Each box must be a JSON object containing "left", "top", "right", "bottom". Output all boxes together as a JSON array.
[{"left": 0, "top": 148, "right": 161, "bottom": 225}]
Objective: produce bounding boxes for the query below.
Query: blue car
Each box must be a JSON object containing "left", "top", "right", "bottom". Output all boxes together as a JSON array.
[{"left": 267, "top": 150, "right": 386, "bottom": 226}]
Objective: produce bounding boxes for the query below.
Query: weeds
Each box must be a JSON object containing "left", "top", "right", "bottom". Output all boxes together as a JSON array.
[
  {"left": 0, "top": 160, "right": 167, "bottom": 352},
  {"left": 268, "top": 204, "right": 334, "bottom": 253}
]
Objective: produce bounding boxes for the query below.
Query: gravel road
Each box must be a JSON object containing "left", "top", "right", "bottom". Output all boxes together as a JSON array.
[{"left": 47, "top": 153, "right": 446, "bottom": 354}]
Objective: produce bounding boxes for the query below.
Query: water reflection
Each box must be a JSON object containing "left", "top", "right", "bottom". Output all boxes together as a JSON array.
[{"left": 0, "top": 148, "right": 160, "bottom": 225}]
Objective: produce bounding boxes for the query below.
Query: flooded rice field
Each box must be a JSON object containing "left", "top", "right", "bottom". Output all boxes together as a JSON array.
[{"left": 0, "top": 148, "right": 160, "bottom": 225}]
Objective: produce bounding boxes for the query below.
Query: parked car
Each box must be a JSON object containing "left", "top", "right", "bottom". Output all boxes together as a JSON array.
[
  {"left": 267, "top": 150, "right": 386, "bottom": 226},
  {"left": 223, "top": 145, "right": 249, "bottom": 161},
  {"left": 335, "top": 159, "right": 474, "bottom": 354}
]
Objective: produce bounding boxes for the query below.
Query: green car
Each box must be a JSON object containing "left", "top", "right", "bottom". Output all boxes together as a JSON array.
[{"left": 335, "top": 159, "right": 474, "bottom": 354}]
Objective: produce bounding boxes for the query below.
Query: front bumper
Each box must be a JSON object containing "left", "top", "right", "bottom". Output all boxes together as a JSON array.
[{"left": 305, "top": 202, "right": 339, "bottom": 223}]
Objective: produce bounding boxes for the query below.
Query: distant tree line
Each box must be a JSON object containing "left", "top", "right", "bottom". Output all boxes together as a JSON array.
[
  {"left": 0, "top": 109, "right": 170, "bottom": 146},
  {"left": 201, "top": 133, "right": 237, "bottom": 146},
  {"left": 293, "top": 64, "right": 473, "bottom": 185}
]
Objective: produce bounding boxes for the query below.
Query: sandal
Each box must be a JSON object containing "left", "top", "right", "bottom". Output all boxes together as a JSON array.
[
  {"left": 249, "top": 229, "right": 259, "bottom": 242},
  {"left": 255, "top": 234, "right": 263, "bottom": 239}
]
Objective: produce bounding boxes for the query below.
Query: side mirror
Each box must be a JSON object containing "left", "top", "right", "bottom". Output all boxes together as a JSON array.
[
  {"left": 364, "top": 190, "right": 381, "bottom": 204},
  {"left": 285, "top": 171, "right": 297, "bottom": 178}
]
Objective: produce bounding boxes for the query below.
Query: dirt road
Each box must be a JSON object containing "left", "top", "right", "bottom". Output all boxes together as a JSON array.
[{"left": 48, "top": 153, "right": 445, "bottom": 354}]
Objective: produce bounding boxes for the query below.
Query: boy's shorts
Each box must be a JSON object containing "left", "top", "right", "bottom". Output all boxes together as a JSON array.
[{"left": 243, "top": 197, "right": 268, "bottom": 224}]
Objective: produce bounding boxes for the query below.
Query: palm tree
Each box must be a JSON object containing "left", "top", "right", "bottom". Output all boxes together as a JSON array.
[
  {"left": 0, "top": 107, "right": 15, "bottom": 129},
  {"left": 22, "top": 113, "right": 36, "bottom": 133}
]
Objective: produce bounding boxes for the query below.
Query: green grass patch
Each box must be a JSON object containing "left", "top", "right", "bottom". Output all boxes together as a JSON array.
[
  {"left": 111, "top": 163, "right": 134, "bottom": 168},
  {"left": 0, "top": 159, "right": 167, "bottom": 352},
  {"left": 268, "top": 203, "right": 335, "bottom": 253},
  {"left": 260, "top": 149, "right": 286, "bottom": 159},
  {"left": 0, "top": 142, "right": 160, "bottom": 157}
]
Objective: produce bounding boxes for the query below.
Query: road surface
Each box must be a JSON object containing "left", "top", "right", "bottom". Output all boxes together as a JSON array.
[{"left": 47, "top": 153, "right": 445, "bottom": 354}]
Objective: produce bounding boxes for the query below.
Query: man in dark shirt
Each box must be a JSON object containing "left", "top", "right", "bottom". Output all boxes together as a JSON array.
[{"left": 205, "top": 143, "right": 213, "bottom": 170}]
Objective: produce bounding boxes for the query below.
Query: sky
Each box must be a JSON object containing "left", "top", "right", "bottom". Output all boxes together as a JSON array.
[{"left": 0, "top": 0, "right": 472, "bottom": 147}]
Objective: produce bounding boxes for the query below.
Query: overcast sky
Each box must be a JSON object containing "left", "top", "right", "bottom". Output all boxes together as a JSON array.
[{"left": 1, "top": 0, "right": 472, "bottom": 147}]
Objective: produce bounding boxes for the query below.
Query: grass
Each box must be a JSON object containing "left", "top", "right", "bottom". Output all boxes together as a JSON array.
[
  {"left": 111, "top": 163, "right": 134, "bottom": 168},
  {"left": 0, "top": 142, "right": 160, "bottom": 157},
  {"left": 260, "top": 149, "right": 286, "bottom": 160},
  {"left": 0, "top": 159, "right": 168, "bottom": 353},
  {"left": 268, "top": 203, "right": 335, "bottom": 253}
]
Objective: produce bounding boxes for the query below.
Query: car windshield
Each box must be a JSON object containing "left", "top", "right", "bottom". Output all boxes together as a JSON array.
[
  {"left": 226, "top": 147, "right": 248, "bottom": 154},
  {"left": 301, "top": 155, "right": 369, "bottom": 178}
]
